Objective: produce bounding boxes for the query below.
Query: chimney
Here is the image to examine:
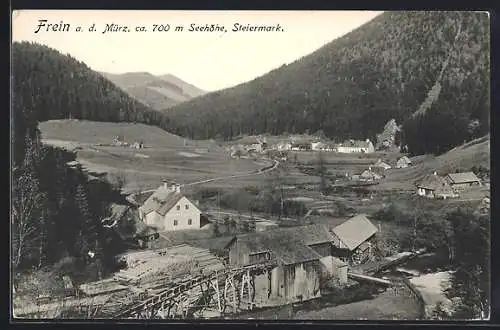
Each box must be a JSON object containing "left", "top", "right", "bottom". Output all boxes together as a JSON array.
[
  {"left": 162, "top": 180, "right": 168, "bottom": 189},
  {"left": 175, "top": 184, "right": 181, "bottom": 193}
]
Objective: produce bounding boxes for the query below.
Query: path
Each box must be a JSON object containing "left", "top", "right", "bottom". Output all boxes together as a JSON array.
[{"left": 125, "top": 159, "right": 279, "bottom": 195}]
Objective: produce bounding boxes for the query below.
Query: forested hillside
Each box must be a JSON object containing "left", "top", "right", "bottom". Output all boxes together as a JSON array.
[
  {"left": 165, "top": 11, "right": 490, "bottom": 155},
  {"left": 11, "top": 42, "right": 142, "bottom": 281},
  {"left": 12, "top": 41, "right": 174, "bottom": 166}
]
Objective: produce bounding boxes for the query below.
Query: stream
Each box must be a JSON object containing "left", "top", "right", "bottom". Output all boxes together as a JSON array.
[{"left": 226, "top": 252, "right": 451, "bottom": 320}]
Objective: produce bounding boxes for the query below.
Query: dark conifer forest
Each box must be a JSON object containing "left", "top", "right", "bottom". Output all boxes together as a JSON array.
[
  {"left": 11, "top": 42, "right": 150, "bottom": 278},
  {"left": 165, "top": 11, "right": 490, "bottom": 155}
]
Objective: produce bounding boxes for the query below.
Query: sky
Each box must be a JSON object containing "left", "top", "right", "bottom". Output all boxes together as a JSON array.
[{"left": 12, "top": 10, "right": 382, "bottom": 92}]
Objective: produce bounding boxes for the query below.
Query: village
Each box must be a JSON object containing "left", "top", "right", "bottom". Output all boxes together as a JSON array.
[{"left": 13, "top": 116, "right": 490, "bottom": 320}]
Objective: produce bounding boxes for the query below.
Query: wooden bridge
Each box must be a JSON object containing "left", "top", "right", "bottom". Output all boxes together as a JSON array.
[{"left": 105, "top": 261, "right": 278, "bottom": 319}]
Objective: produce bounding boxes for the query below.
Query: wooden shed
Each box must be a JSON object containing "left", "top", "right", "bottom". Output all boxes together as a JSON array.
[
  {"left": 331, "top": 214, "right": 378, "bottom": 265},
  {"left": 226, "top": 225, "right": 337, "bottom": 304}
]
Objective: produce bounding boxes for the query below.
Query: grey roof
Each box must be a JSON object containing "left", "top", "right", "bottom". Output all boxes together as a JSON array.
[
  {"left": 332, "top": 214, "right": 378, "bottom": 251},
  {"left": 140, "top": 185, "right": 195, "bottom": 216},
  {"left": 374, "top": 160, "right": 392, "bottom": 169},
  {"left": 360, "top": 169, "right": 383, "bottom": 179},
  {"left": 446, "top": 172, "right": 481, "bottom": 184},
  {"left": 233, "top": 224, "right": 335, "bottom": 265},
  {"left": 109, "top": 203, "right": 130, "bottom": 219},
  {"left": 417, "top": 174, "right": 455, "bottom": 195}
]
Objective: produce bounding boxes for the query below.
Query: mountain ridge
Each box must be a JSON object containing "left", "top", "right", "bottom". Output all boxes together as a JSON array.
[
  {"left": 100, "top": 71, "right": 206, "bottom": 111},
  {"left": 164, "top": 11, "right": 490, "bottom": 156}
]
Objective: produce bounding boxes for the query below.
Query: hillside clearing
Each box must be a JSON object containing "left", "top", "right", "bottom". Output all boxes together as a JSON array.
[{"left": 38, "top": 120, "right": 264, "bottom": 191}]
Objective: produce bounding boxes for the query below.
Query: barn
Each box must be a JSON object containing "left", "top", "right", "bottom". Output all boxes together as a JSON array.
[
  {"left": 445, "top": 172, "right": 482, "bottom": 191},
  {"left": 225, "top": 224, "right": 345, "bottom": 305}
]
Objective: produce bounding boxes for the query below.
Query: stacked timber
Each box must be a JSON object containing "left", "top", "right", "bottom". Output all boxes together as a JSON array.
[
  {"left": 79, "top": 278, "right": 129, "bottom": 296},
  {"left": 114, "top": 244, "right": 225, "bottom": 287}
]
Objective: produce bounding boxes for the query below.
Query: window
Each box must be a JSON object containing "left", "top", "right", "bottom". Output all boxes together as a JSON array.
[
  {"left": 185, "top": 204, "right": 189, "bottom": 210},
  {"left": 188, "top": 219, "right": 192, "bottom": 225},
  {"left": 176, "top": 205, "right": 180, "bottom": 211},
  {"left": 173, "top": 220, "right": 178, "bottom": 226}
]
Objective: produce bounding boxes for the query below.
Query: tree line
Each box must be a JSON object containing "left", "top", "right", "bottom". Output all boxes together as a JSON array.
[{"left": 164, "top": 11, "right": 489, "bottom": 156}]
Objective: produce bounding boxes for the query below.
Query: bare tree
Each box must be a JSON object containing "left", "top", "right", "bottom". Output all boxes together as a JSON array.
[{"left": 12, "top": 168, "right": 46, "bottom": 269}]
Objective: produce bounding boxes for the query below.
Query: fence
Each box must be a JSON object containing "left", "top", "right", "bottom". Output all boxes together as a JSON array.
[{"left": 390, "top": 278, "right": 426, "bottom": 319}]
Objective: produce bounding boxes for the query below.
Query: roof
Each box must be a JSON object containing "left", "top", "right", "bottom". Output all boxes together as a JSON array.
[
  {"left": 140, "top": 185, "right": 194, "bottom": 216},
  {"left": 360, "top": 169, "right": 383, "bottom": 179},
  {"left": 374, "top": 160, "right": 392, "bottom": 169},
  {"left": 416, "top": 174, "right": 455, "bottom": 195},
  {"left": 109, "top": 203, "right": 130, "bottom": 219},
  {"left": 233, "top": 224, "right": 334, "bottom": 265},
  {"left": 446, "top": 172, "right": 481, "bottom": 184},
  {"left": 332, "top": 214, "right": 378, "bottom": 251},
  {"left": 66, "top": 160, "right": 80, "bottom": 167}
]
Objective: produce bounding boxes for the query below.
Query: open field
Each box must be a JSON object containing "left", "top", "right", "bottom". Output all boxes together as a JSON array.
[
  {"left": 372, "top": 135, "right": 490, "bottom": 192},
  {"left": 39, "top": 119, "right": 216, "bottom": 149},
  {"left": 39, "top": 120, "right": 268, "bottom": 190}
]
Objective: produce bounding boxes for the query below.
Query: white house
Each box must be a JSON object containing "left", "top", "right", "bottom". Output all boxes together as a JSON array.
[
  {"left": 138, "top": 181, "right": 202, "bottom": 231},
  {"left": 337, "top": 139, "right": 375, "bottom": 154}
]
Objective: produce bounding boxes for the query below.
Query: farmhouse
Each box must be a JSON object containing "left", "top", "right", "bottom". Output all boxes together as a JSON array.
[
  {"left": 226, "top": 224, "right": 347, "bottom": 305},
  {"left": 445, "top": 172, "right": 481, "bottom": 191},
  {"left": 138, "top": 181, "right": 202, "bottom": 231},
  {"left": 272, "top": 141, "right": 292, "bottom": 151},
  {"left": 396, "top": 156, "right": 412, "bottom": 169},
  {"left": 337, "top": 139, "right": 374, "bottom": 154},
  {"left": 416, "top": 172, "right": 458, "bottom": 199},
  {"left": 331, "top": 214, "right": 378, "bottom": 265},
  {"left": 359, "top": 167, "right": 384, "bottom": 182}
]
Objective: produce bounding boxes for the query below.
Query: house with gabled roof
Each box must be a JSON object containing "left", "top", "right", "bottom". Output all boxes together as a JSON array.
[
  {"left": 331, "top": 214, "right": 378, "bottom": 265},
  {"left": 416, "top": 172, "right": 458, "bottom": 199},
  {"left": 138, "top": 180, "right": 202, "bottom": 231},
  {"left": 337, "top": 139, "right": 374, "bottom": 154},
  {"left": 396, "top": 156, "right": 412, "bottom": 169},
  {"left": 359, "top": 167, "right": 384, "bottom": 182},
  {"left": 445, "top": 172, "right": 481, "bottom": 191}
]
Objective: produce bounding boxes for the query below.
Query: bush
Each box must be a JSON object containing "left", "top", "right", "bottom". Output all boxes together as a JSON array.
[{"left": 373, "top": 237, "right": 401, "bottom": 258}]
